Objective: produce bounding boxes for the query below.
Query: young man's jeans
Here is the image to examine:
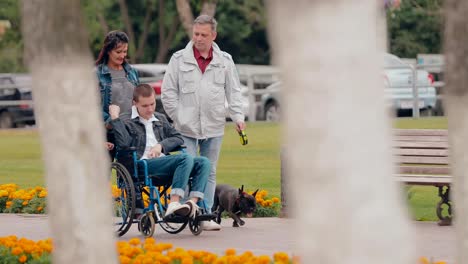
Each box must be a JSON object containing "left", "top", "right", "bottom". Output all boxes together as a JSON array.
[
  {"left": 181, "top": 136, "right": 223, "bottom": 213},
  {"left": 135, "top": 153, "right": 209, "bottom": 208}
]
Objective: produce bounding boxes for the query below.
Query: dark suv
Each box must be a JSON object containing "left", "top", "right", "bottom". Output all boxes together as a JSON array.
[{"left": 0, "top": 74, "right": 35, "bottom": 128}]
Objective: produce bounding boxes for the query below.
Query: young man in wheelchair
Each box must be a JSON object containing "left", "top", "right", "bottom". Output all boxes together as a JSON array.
[{"left": 108, "top": 83, "right": 210, "bottom": 219}]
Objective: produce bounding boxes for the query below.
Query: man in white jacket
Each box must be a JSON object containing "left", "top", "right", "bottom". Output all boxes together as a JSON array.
[{"left": 162, "top": 14, "right": 246, "bottom": 231}]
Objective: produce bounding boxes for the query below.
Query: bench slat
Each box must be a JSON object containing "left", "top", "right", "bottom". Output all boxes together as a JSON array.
[
  {"left": 394, "top": 141, "right": 449, "bottom": 149},
  {"left": 395, "top": 135, "right": 448, "bottom": 142},
  {"left": 396, "top": 174, "right": 452, "bottom": 185},
  {"left": 395, "top": 148, "right": 449, "bottom": 157},
  {"left": 398, "top": 156, "right": 450, "bottom": 165},
  {"left": 394, "top": 129, "right": 448, "bottom": 136},
  {"left": 398, "top": 166, "right": 450, "bottom": 175}
]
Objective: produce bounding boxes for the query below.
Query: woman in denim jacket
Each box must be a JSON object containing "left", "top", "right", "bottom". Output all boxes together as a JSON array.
[{"left": 95, "top": 30, "right": 140, "bottom": 122}]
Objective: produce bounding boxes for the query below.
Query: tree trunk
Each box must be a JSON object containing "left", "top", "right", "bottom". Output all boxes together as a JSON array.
[
  {"left": 266, "top": 1, "right": 414, "bottom": 263},
  {"left": 118, "top": 0, "right": 136, "bottom": 63},
  {"left": 21, "top": 1, "right": 117, "bottom": 263},
  {"left": 175, "top": 0, "right": 194, "bottom": 38},
  {"left": 443, "top": 0, "right": 468, "bottom": 262},
  {"left": 134, "top": 0, "right": 155, "bottom": 62},
  {"left": 155, "top": 16, "right": 179, "bottom": 63},
  {"left": 201, "top": 0, "right": 217, "bottom": 17},
  {"left": 94, "top": 1, "right": 109, "bottom": 34}
]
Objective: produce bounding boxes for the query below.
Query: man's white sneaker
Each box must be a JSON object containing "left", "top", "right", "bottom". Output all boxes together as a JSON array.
[
  {"left": 202, "top": 220, "right": 221, "bottom": 231},
  {"left": 185, "top": 200, "right": 199, "bottom": 218},
  {"left": 165, "top": 202, "right": 190, "bottom": 217}
]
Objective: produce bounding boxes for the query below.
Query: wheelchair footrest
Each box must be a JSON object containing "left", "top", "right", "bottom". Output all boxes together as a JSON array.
[
  {"left": 195, "top": 213, "right": 217, "bottom": 222},
  {"left": 163, "top": 214, "right": 187, "bottom": 223}
]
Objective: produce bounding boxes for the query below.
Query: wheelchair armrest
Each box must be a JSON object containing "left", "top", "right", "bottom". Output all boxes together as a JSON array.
[{"left": 116, "top": 146, "right": 137, "bottom": 153}]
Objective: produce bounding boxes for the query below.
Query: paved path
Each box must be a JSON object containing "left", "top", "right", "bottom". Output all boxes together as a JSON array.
[{"left": 0, "top": 214, "right": 455, "bottom": 262}]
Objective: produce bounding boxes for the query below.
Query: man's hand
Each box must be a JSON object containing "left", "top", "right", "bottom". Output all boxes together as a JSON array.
[
  {"left": 148, "top": 144, "right": 163, "bottom": 158},
  {"left": 105, "top": 142, "right": 114, "bottom": 150},
  {"left": 109, "top": 105, "right": 120, "bottom": 120},
  {"left": 235, "top": 120, "right": 246, "bottom": 133}
]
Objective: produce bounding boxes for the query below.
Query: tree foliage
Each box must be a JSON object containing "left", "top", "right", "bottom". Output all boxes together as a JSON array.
[
  {"left": 387, "top": 0, "right": 443, "bottom": 58},
  {"left": 0, "top": 0, "right": 447, "bottom": 72}
]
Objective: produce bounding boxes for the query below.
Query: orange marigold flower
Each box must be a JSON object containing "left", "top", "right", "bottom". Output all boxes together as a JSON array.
[
  {"left": 119, "top": 255, "right": 132, "bottom": 264},
  {"left": 274, "top": 252, "right": 290, "bottom": 263},
  {"left": 434, "top": 262, "right": 447, "bottom": 264},
  {"left": 225, "top": 248, "right": 236, "bottom": 256},
  {"left": 129, "top": 238, "right": 140, "bottom": 246},
  {"left": 272, "top": 197, "right": 280, "bottom": 203},
  {"left": 37, "top": 206, "right": 43, "bottom": 212},
  {"left": 11, "top": 246, "right": 23, "bottom": 255},
  {"left": 22, "top": 201, "right": 28, "bottom": 206},
  {"left": 419, "top": 257, "right": 430, "bottom": 264},
  {"left": 18, "top": 255, "right": 28, "bottom": 263},
  {"left": 255, "top": 255, "right": 271, "bottom": 264}
]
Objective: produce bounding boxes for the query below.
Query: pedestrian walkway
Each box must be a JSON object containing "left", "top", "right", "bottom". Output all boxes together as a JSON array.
[{"left": 0, "top": 214, "right": 455, "bottom": 263}]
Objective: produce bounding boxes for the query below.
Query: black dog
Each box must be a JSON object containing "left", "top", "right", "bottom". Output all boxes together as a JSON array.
[{"left": 212, "top": 184, "right": 259, "bottom": 227}]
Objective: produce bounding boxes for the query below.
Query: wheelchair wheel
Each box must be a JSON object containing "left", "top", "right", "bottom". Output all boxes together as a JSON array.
[
  {"left": 138, "top": 213, "right": 155, "bottom": 238},
  {"left": 189, "top": 218, "right": 202, "bottom": 236},
  {"left": 111, "top": 162, "right": 136, "bottom": 237}
]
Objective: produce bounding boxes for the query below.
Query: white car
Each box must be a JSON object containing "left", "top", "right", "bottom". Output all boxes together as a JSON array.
[
  {"left": 225, "top": 84, "right": 250, "bottom": 121},
  {"left": 384, "top": 53, "right": 437, "bottom": 115}
]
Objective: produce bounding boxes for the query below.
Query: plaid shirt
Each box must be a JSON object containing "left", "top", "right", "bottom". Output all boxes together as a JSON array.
[{"left": 96, "top": 62, "right": 140, "bottom": 121}]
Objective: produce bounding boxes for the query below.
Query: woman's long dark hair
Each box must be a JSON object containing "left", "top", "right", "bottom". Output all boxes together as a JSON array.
[{"left": 95, "top": 30, "right": 129, "bottom": 66}]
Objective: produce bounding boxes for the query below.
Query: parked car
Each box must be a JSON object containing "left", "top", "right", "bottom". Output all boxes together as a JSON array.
[
  {"left": 259, "top": 82, "right": 281, "bottom": 122},
  {"left": 225, "top": 84, "right": 250, "bottom": 121},
  {"left": 0, "top": 74, "right": 35, "bottom": 128},
  {"left": 383, "top": 53, "right": 437, "bottom": 115}
]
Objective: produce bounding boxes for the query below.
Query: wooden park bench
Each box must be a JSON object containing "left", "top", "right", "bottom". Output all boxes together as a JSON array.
[{"left": 394, "top": 129, "right": 452, "bottom": 226}]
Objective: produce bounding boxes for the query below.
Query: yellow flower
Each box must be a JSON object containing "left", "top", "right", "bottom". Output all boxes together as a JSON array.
[{"left": 0, "top": 190, "right": 8, "bottom": 197}]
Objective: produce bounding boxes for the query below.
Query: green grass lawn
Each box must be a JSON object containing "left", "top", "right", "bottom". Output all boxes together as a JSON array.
[{"left": 0, "top": 117, "right": 449, "bottom": 221}]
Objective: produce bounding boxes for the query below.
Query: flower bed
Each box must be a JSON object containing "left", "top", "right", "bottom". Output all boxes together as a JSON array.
[
  {"left": 0, "top": 236, "right": 296, "bottom": 264},
  {"left": 1, "top": 184, "right": 281, "bottom": 217},
  {"left": 0, "top": 184, "right": 46, "bottom": 214},
  {"left": 0, "top": 235, "right": 448, "bottom": 264}
]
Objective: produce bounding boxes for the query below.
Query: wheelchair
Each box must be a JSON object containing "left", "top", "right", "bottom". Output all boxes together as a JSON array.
[{"left": 110, "top": 147, "right": 216, "bottom": 237}]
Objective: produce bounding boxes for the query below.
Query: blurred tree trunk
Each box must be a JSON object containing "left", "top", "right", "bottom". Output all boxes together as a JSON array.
[
  {"left": 134, "top": 0, "right": 155, "bottom": 62},
  {"left": 176, "top": 0, "right": 218, "bottom": 39},
  {"left": 201, "top": 0, "right": 217, "bottom": 17},
  {"left": 94, "top": 1, "right": 109, "bottom": 34},
  {"left": 443, "top": 0, "right": 468, "bottom": 262},
  {"left": 175, "top": 0, "right": 194, "bottom": 38},
  {"left": 266, "top": 0, "right": 414, "bottom": 263},
  {"left": 118, "top": 0, "right": 136, "bottom": 63},
  {"left": 155, "top": 0, "right": 179, "bottom": 63},
  {"left": 21, "top": 0, "right": 117, "bottom": 263}
]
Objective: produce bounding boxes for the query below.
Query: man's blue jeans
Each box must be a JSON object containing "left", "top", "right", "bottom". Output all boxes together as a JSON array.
[
  {"left": 181, "top": 136, "right": 223, "bottom": 213},
  {"left": 137, "top": 153, "right": 209, "bottom": 201}
]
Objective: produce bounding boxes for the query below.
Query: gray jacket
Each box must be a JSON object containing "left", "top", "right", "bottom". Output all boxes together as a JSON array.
[{"left": 161, "top": 42, "right": 244, "bottom": 139}]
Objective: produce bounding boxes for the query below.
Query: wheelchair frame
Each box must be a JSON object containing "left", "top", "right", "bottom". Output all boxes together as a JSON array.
[{"left": 111, "top": 148, "right": 215, "bottom": 237}]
